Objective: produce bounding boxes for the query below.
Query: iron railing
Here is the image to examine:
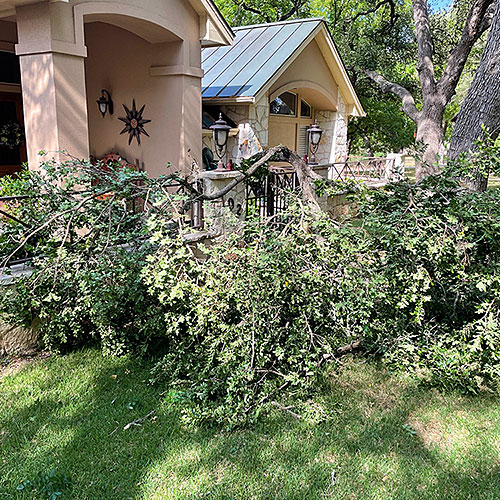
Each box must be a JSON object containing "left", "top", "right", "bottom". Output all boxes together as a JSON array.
[{"left": 325, "top": 157, "right": 397, "bottom": 182}]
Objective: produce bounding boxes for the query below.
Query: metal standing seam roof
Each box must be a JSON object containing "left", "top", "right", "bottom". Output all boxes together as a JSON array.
[{"left": 201, "top": 19, "right": 323, "bottom": 99}]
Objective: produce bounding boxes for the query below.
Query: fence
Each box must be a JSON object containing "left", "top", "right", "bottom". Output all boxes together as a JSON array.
[
  {"left": 0, "top": 177, "right": 205, "bottom": 267},
  {"left": 325, "top": 156, "right": 398, "bottom": 182},
  {"left": 243, "top": 156, "right": 403, "bottom": 218}
]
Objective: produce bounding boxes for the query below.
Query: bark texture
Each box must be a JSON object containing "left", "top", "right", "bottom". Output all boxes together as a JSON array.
[{"left": 449, "top": 0, "right": 500, "bottom": 191}]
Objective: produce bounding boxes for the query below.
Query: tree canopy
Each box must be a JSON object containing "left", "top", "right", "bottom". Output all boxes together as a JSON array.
[{"left": 215, "top": 0, "right": 494, "bottom": 167}]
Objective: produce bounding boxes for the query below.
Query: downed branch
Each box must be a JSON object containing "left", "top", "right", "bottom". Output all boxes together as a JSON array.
[
  {"left": 183, "top": 145, "right": 324, "bottom": 212},
  {"left": 123, "top": 410, "right": 155, "bottom": 431}
]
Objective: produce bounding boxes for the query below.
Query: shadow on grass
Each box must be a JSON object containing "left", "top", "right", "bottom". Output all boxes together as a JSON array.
[{"left": 1, "top": 352, "right": 499, "bottom": 500}]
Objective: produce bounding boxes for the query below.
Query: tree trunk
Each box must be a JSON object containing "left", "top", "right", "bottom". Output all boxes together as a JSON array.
[
  {"left": 415, "top": 102, "right": 446, "bottom": 179},
  {"left": 363, "top": 0, "right": 495, "bottom": 182},
  {"left": 449, "top": 0, "right": 500, "bottom": 192}
]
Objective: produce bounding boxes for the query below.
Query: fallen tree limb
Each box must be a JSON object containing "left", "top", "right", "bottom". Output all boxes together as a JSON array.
[
  {"left": 193, "top": 145, "right": 323, "bottom": 211},
  {"left": 123, "top": 410, "right": 155, "bottom": 431},
  {"left": 336, "top": 341, "right": 361, "bottom": 356}
]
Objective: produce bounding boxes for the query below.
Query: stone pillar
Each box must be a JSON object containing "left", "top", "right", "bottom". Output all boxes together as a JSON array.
[
  {"left": 15, "top": 2, "right": 89, "bottom": 167},
  {"left": 315, "top": 110, "right": 337, "bottom": 165},
  {"left": 333, "top": 94, "right": 348, "bottom": 163},
  {"left": 198, "top": 170, "right": 246, "bottom": 235},
  {"left": 249, "top": 95, "right": 269, "bottom": 148}
]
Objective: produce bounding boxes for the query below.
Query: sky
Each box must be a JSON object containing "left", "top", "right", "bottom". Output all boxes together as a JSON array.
[{"left": 429, "top": 0, "right": 453, "bottom": 10}]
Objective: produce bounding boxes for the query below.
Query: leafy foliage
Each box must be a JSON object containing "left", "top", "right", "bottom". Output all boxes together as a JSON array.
[
  {"left": 144, "top": 205, "right": 370, "bottom": 426},
  {"left": 0, "top": 158, "right": 189, "bottom": 353},
  {"left": 16, "top": 468, "right": 71, "bottom": 500},
  {"left": 357, "top": 173, "right": 500, "bottom": 393},
  {"left": 2, "top": 153, "right": 500, "bottom": 426}
]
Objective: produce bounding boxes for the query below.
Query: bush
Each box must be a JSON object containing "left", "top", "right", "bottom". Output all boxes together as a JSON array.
[
  {"left": 356, "top": 174, "right": 500, "bottom": 393},
  {"left": 0, "top": 158, "right": 177, "bottom": 354}
]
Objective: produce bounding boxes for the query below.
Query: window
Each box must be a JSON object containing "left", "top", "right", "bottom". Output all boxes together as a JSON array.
[
  {"left": 300, "top": 99, "right": 312, "bottom": 118},
  {"left": 270, "top": 91, "right": 296, "bottom": 116},
  {"left": 0, "top": 51, "right": 21, "bottom": 85}
]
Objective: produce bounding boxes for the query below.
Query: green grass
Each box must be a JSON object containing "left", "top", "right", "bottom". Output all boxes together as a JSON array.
[{"left": 1, "top": 350, "right": 499, "bottom": 500}]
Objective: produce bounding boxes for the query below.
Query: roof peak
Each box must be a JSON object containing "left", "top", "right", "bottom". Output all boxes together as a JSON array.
[{"left": 233, "top": 17, "right": 325, "bottom": 31}]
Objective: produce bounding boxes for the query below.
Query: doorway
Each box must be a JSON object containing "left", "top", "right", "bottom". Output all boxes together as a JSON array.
[{"left": 0, "top": 91, "right": 26, "bottom": 176}]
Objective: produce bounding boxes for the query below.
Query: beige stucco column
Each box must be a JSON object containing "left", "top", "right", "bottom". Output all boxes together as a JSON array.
[{"left": 15, "top": 2, "right": 89, "bottom": 168}]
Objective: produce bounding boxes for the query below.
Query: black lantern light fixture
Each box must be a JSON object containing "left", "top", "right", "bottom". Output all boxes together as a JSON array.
[
  {"left": 307, "top": 119, "right": 323, "bottom": 165},
  {"left": 96, "top": 89, "right": 114, "bottom": 118},
  {"left": 210, "top": 113, "right": 231, "bottom": 171}
]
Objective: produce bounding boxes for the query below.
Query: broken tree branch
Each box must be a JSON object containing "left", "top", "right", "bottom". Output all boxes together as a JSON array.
[{"left": 123, "top": 410, "right": 155, "bottom": 431}]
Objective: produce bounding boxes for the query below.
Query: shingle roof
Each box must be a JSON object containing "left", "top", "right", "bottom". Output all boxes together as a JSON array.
[{"left": 201, "top": 18, "right": 323, "bottom": 99}]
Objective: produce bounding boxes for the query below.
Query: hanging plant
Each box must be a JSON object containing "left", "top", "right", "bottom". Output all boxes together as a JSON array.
[{"left": 0, "top": 121, "right": 25, "bottom": 149}]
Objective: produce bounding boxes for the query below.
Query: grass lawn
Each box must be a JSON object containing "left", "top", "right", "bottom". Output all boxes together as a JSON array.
[{"left": 1, "top": 349, "right": 499, "bottom": 500}]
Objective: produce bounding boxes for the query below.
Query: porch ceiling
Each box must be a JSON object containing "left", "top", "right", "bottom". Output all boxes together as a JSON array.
[{"left": 0, "top": 0, "right": 48, "bottom": 18}]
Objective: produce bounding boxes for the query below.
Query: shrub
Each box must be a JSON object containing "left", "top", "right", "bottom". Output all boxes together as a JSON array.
[
  {"left": 356, "top": 173, "right": 500, "bottom": 393},
  {"left": 0, "top": 158, "right": 179, "bottom": 354}
]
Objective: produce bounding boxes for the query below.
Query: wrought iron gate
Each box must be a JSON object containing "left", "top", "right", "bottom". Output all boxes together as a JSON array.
[{"left": 245, "top": 170, "right": 300, "bottom": 217}]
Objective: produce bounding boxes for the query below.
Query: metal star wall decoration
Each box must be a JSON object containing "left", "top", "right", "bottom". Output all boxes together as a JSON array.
[{"left": 118, "top": 99, "right": 151, "bottom": 145}]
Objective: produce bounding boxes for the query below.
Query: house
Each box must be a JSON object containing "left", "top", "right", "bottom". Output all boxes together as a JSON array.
[
  {"left": 0, "top": 3, "right": 364, "bottom": 179},
  {"left": 0, "top": 0, "right": 233, "bottom": 177},
  {"left": 201, "top": 18, "right": 364, "bottom": 167}
]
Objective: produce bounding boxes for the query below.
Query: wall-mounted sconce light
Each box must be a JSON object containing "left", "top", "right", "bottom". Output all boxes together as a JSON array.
[
  {"left": 307, "top": 119, "right": 323, "bottom": 165},
  {"left": 96, "top": 89, "right": 114, "bottom": 118}
]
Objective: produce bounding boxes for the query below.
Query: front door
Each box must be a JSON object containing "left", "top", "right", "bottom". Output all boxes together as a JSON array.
[{"left": 0, "top": 91, "right": 26, "bottom": 177}]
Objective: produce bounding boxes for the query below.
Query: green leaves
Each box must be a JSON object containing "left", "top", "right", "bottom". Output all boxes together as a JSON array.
[{"left": 16, "top": 469, "right": 71, "bottom": 499}]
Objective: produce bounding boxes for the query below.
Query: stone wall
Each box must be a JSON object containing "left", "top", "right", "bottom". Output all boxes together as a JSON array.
[
  {"left": 203, "top": 104, "right": 264, "bottom": 165},
  {"left": 198, "top": 170, "right": 247, "bottom": 233},
  {"left": 333, "top": 93, "right": 349, "bottom": 163},
  {"left": 203, "top": 93, "right": 348, "bottom": 169},
  {"left": 248, "top": 95, "right": 269, "bottom": 148},
  {"left": 316, "top": 95, "right": 349, "bottom": 167},
  {"left": 315, "top": 110, "right": 336, "bottom": 164},
  {"left": 0, "top": 265, "right": 39, "bottom": 355}
]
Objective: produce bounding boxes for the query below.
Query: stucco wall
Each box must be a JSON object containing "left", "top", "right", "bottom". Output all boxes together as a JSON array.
[
  {"left": 269, "top": 39, "right": 338, "bottom": 112},
  {"left": 13, "top": 0, "right": 207, "bottom": 174},
  {"left": 85, "top": 22, "right": 202, "bottom": 177}
]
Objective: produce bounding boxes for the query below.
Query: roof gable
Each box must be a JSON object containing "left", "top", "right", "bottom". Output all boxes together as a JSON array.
[
  {"left": 202, "top": 18, "right": 364, "bottom": 117},
  {"left": 202, "top": 19, "right": 322, "bottom": 99}
]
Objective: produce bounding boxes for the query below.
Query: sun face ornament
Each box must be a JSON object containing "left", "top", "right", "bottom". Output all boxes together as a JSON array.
[{"left": 118, "top": 99, "right": 151, "bottom": 145}]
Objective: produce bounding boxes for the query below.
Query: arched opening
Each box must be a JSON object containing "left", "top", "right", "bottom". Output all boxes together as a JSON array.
[
  {"left": 82, "top": 11, "right": 195, "bottom": 177},
  {"left": 268, "top": 89, "right": 322, "bottom": 158},
  {"left": 267, "top": 83, "right": 341, "bottom": 165}
]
